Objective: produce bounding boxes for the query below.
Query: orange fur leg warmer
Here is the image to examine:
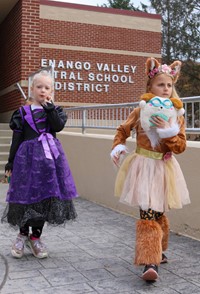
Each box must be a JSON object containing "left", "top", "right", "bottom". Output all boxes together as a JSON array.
[
  {"left": 156, "top": 215, "right": 170, "bottom": 251},
  {"left": 134, "top": 219, "right": 163, "bottom": 265}
]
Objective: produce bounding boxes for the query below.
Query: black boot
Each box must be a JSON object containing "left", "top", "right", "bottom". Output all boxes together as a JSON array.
[{"left": 142, "top": 264, "right": 158, "bottom": 281}]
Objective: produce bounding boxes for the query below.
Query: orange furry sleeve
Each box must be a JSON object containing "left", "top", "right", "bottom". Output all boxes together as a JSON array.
[{"left": 112, "top": 108, "right": 140, "bottom": 150}]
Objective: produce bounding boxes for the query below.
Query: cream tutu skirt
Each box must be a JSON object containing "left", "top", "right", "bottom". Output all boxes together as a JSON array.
[{"left": 115, "top": 152, "right": 190, "bottom": 212}]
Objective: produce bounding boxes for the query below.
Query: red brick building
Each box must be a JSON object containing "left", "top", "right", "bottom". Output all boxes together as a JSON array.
[{"left": 0, "top": 0, "right": 161, "bottom": 121}]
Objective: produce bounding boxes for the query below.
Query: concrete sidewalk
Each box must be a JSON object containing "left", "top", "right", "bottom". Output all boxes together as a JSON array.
[{"left": 0, "top": 183, "right": 200, "bottom": 294}]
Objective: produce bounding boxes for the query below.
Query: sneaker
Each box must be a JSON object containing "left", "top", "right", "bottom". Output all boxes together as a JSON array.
[
  {"left": 142, "top": 264, "right": 158, "bottom": 281},
  {"left": 161, "top": 253, "right": 168, "bottom": 264},
  {"left": 27, "top": 236, "right": 48, "bottom": 259},
  {"left": 11, "top": 234, "right": 28, "bottom": 258}
]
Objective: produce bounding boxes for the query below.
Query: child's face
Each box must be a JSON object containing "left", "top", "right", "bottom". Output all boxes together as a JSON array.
[
  {"left": 31, "top": 76, "right": 53, "bottom": 104},
  {"left": 149, "top": 74, "right": 173, "bottom": 98}
]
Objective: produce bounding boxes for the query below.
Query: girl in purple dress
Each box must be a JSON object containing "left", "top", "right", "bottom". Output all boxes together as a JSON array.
[{"left": 2, "top": 70, "right": 78, "bottom": 259}]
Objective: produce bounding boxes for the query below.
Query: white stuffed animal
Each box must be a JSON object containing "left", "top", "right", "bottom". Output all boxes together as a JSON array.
[
  {"left": 139, "top": 96, "right": 185, "bottom": 148},
  {"left": 140, "top": 96, "right": 185, "bottom": 133}
]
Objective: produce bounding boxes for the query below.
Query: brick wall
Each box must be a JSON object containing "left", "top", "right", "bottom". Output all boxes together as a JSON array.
[
  {"left": 0, "top": 0, "right": 22, "bottom": 91},
  {"left": 21, "top": 0, "right": 40, "bottom": 80},
  {"left": 0, "top": 0, "right": 161, "bottom": 115},
  {"left": 0, "top": 91, "right": 23, "bottom": 113},
  {"left": 0, "top": 0, "right": 40, "bottom": 113},
  {"left": 40, "top": 19, "right": 161, "bottom": 54},
  {"left": 39, "top": 14, "right": 161, "bottom": 104},
  {"left": 40, "top": 48, "right": 149, "bottom": 104}
]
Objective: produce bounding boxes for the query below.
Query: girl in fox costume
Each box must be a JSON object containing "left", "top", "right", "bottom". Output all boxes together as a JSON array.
[{"left": 111, "top": 58, "right": 190, "bottom": 281}]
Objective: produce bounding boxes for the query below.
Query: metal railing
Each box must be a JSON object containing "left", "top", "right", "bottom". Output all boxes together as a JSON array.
[
  {"left": 64, "top": 96, "right": 200, "bottom": 134},
  {"left": 182, "top": 96, "right": 200, "bottom": 133},
  {"left": 15, "top": 79, "right": 200, "bottom": 135},
  {"left": 14, "top": 74, "right": 200, "bottom": 135},
  {"left": 64, "top": 102, "right": 138, "bottom": 133}
]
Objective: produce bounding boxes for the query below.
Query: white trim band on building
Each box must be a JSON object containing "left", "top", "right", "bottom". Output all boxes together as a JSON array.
[
  {"left": 39, "top": 43, "right": 161, "bottom": 58},
  {"left": 40, "top": 5, "right": 161, "bottom": 33}
]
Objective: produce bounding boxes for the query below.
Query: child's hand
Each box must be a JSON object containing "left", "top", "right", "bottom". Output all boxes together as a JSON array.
[
  {"left": 150, "top": 117, "right": 172, "bottom": 129},
  {"left": 5, "top": 170, "right": 12, "bottom": 177},
  {"left": 112, "top": 150, "right": 126, "bottom": 167},
  {"left": 110, "top": 144, "right": 127, "bottom": 167},
  {"left": 5, "top": 170, "right": 12, "bottom": 183},
  {"left": 5, "top": 162, "right": 13, "bottom": 174},
  {"left": 41, "top": 98, "right": 55, "bottom": 113},
  {"left": 43, "top": 96, "right": 53, "bottom": 105}
]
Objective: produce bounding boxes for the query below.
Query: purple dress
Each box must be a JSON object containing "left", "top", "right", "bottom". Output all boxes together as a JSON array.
[{"left": 2, "top": 104, "right": 78, "bottom": 227}]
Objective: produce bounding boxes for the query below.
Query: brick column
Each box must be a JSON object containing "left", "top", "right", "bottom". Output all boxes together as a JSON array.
[
  {"left": 0, "top": 0, "right": 40, "bottom": 114},
  {"left": 21, "top": 0, "right": 40, "bottom": 79}
]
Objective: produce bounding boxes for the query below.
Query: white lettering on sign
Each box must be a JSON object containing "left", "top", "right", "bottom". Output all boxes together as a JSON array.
[
  {"left": 40, "top": 59, "right": 137, "bottom": 93},
  {"left": 96, "top": 63, "right": 135, "bottom": 73},
  {"left": 55, "top": 82, "right": 109, "bottom": 93}
]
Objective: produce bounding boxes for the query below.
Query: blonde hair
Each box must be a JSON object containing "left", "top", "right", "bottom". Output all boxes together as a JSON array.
[
  {"left": 146, "top": 73, "right": 180, "bottom": 99},
  {"left": 32, "top": 70, "right": 54, "bottom": 88},
  {"left": 30, "top": 70, "right": 54, "bottom": 102}
]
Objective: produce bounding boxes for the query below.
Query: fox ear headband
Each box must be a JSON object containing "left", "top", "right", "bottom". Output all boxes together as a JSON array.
[{"left": 146, "top": 57, "right": 181, "bottom": 83}]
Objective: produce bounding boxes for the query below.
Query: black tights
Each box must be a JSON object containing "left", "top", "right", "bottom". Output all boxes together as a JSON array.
[
  {"left": 140, "top": 208, "right": 164, "bottom": 220},
  {"left": 20, "top": 221, "right": 45, "bottom": 238}
]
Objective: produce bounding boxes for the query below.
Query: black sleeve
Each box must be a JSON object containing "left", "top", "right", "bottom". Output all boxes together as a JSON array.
[
  {"left": 42, "top": 103, "right": 67, "bottom": 132},
  {"left": 5, "top": 110, "right": 24, "bottom": 172}
]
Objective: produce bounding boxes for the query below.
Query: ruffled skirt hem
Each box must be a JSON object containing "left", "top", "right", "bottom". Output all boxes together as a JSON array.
[
  {"left": 115, "top": 153, "right": 190, "bottom": 212},
  {"left": 1, "top": 197, "right": 77, "bottom": 228}
]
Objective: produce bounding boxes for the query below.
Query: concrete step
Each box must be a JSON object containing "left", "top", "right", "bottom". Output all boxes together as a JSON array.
[
  {"left": 0, "top": 144, "right": 10, "bottom": 152},
  {"left": 0, "top": 137, "right": 11, "bottom": 144},
  {"left": 0, "top": 130, "right": 12, "bottom": 136},
  {"left": 0, "top": 152, "right": 9, "bottom": 161},
  {"left": 0, "top": 170, "right": 5, "bottom": 177},
  {"left": 0, "top": 170, "right": 6, "bottom": 184},
  {"left": 0, "top": 183, "right": 8, "bottom": 199},
  {"left": 0, "top": 169, "right": 6, "bottom": 178},
  {"left": 0, "top": 161, "right": 7, "bottom": 170},
  {"left": 0, "top": 123, "right": 9, "bottom": 130}
]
